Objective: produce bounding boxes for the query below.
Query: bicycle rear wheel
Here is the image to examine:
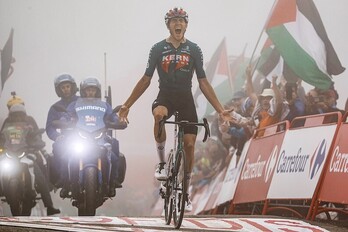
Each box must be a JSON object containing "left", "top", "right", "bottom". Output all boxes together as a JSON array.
[
  {"left": 164, "top": 152, "right": 173, "bottom": 225},
  {"left": 172, "top": 149, "right": 187, "bottom": 229}
]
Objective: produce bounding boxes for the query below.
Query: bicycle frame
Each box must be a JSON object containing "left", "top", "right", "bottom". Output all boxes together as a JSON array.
[{"left": 158, "top": 112, "right": 210, "bottom": 229}]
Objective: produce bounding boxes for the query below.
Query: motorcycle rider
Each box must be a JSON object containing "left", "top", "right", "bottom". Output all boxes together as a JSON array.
[
  {"left": 0, "top": 103, "right": 60, "bottom": 216},
  {"left": 45, "top": 74, "right": 79, "bottom": 188},
  {"left": 47, "top": 74, "right": 124, "bottom": 198},
  {"left": 61, "top": 77, "right": 126, "bottom": 197},
  {"left": 2, "top": 93, "right": 50, "bottom": 177}
]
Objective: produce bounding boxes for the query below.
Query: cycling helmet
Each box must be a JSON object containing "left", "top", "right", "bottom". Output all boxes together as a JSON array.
[
  {"left": 54, "top": 73, "right": 78, "bottom": 97},
  {"left": 80, "top": 77, "right": 101, "bottom": 98},
  {"left": 7, "top": 95, "right": 24, "bottom": 110},
  {"left": 165, "top": 7, "right": 189, "bottom": 25}
]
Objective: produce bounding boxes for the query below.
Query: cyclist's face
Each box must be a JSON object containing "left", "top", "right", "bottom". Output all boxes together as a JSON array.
[{"left": 168, "top": 17, "right": 187, "bottom": 41}]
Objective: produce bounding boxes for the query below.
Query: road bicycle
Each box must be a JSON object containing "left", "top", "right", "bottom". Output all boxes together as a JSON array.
[{"left": 158, "top": 112, "right": 210, "bottom": 229}]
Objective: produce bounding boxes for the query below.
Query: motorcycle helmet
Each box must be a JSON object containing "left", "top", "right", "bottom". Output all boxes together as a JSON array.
[
  {"left": 165, "top": 7, "right": 189, "bottom": 25},
  {"left": 80, "top": 77, "right": 101, "bottom": 98},
  {"left": 54, "top": 73, "right": 78, "bottom": 97},
  {"left": 9, "top": 103, "right": 26, "bottom": 114},
  {"left": 7, "top": 95, "right": 24, "bottom": 110}
]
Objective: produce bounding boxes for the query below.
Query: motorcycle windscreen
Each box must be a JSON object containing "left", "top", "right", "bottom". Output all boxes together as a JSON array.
[
  {"left": 74, "top": 98, "right": 107, "bottom": 133},
  {"left": 1, "top": 122, "right": 30, "bottom": 153}
]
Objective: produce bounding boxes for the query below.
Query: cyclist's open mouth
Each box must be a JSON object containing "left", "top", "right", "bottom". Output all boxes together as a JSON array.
[{"left": 175, "top": 29, "right": 182, "bottom": 34}]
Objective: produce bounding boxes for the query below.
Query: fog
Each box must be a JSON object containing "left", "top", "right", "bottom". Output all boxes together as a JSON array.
[{"left": 0, "top": 0, "right": 347, "bottom": 215}]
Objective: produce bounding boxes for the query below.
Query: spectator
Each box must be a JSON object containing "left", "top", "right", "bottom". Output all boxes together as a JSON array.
[
  {"left": 282, "top": 81, "right": 306, "bottom": 122},
  {"left": 218, "top": 90, "right": 252, "bottom": 164},
  {"left": 245, "top": 66, "right": 289, "bottom": 136}
]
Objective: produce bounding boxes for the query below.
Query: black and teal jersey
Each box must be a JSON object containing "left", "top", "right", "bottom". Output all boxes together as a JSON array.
[{"left": 144, "top": 39, "right": 206, "bottom": 91}]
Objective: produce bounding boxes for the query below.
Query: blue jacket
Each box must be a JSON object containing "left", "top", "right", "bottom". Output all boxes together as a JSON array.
[
  {"left": 64, "top": 98, "right": 119, "bottom": 132},
  {"left": 46, "top": 95, "right": 79, "bottom": 141}
]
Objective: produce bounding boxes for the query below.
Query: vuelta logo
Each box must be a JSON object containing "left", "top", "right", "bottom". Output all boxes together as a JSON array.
[
  {"left": 309, "top": 139, "right": 327, "bottom": 179},
  {"left": 264, "top": 146, "right": 278, "bottom": 183}
]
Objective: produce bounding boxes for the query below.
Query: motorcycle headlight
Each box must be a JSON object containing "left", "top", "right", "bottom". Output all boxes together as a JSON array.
[
  {"left": 70, "top": 135, "right": 88, "bottom": 156},
  {"left": 72, "top": 142, "right": 86, "bottom": 155},
  {"left": 0, "top": 158, "right": 17, "bottom": 174}
]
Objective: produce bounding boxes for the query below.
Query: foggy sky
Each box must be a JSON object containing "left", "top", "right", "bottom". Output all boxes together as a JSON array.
[{"left": 1, "top": 0, "right": 347, "bottom": 158}]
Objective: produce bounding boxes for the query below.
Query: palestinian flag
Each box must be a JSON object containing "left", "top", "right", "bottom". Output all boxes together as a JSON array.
[
  {"left": 1, "top": 28, "right": 14, "bottom": 96},
  {"left": 257, "top": 39, "right": 299, "bottom": 84},
  {"left": 266, "top": 0, "right": 345, "bottom": 90}
]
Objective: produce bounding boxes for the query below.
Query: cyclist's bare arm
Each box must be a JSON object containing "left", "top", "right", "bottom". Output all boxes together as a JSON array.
[
  {"left": 119, "top": 75, "right": 151, "bottom": 123},
  {"left": 198, "top": 78, "right": 236, "bottom": 123}
]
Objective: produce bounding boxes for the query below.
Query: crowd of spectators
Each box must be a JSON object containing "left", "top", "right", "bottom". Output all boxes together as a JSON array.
[{"left": 190, "top": 66, "right": 347, "bottom": 195}]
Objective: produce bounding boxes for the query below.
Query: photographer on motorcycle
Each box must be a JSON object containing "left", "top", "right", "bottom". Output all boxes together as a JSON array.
[
  {"left": 2, "top": 94, "right": 50, "bottom": 178},
  {"left": 0, "top": 104, "right": 60, "bottom": 216},
  {"left": 60, "top": 77, "right": 126, "bottom": 197}
]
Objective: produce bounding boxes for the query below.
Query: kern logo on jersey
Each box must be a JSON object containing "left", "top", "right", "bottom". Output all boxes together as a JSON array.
[{"left": 161, "top": 54, "right": 190, "bottom": 73}]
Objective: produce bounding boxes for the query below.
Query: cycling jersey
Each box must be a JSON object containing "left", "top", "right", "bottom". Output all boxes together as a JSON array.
[{"left": 145, "top": 39, "right": 206, "bottom": 91}]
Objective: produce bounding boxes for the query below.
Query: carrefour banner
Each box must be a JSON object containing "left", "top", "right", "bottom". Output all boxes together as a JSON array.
[
  {"left": 194, "top": 170, "right": 225, "bottom": 215},
  {"left": 233, "top": 128, "right": 286, "bottom": 204},
  {"left": 214, "top": 140, "right": 250, "bottom": 206},
  {"left": 267, "top": 124, "right": 337, "bottom": 199},
  {"left": 318, "top": 115, "right": 348, "bottom": 204}
]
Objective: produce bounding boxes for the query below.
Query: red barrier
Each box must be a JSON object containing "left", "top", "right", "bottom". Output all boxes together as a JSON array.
[
  {"left": 264, "top": 112, "right": 341, "bottom": 219},
  {"left": 229, "top": 121, "right": 289, "bottom": 214},
  {"left": 311, "top": 112, "right": 348, "bottom": 219}
]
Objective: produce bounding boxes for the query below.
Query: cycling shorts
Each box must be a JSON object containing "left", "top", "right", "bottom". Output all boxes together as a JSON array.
[{"left": 152, "top": 89, "right": 198, "bottom": 135}]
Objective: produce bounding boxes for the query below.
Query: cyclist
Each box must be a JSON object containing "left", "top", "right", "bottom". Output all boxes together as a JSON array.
[{"left": 118, "top": 7, "right": 233, "bottom": 211}]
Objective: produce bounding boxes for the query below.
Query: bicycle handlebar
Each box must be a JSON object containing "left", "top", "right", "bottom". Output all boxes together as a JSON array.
[{"left": 157, "top": 117, "right": 211, "bottom": 142}]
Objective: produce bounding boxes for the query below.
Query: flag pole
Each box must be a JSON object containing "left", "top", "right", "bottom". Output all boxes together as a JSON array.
[{"left": 249, "top": 0, "right": 278, "bottom": 68}]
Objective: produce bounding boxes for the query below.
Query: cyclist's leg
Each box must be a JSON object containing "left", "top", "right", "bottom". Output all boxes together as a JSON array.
[
  {"left": 152, "top": 90, "right": 174, "bottom": 162},
  {"left": 183, "top": 134, "right": 197, "bottom": 174},
  {"left": 152, "top": 105, "right": 168, "bottom": 163},
  {"left": 178, "top": 91, "right": 198, "bottom": 175},
  {"left": 178, "top": 91, "right": 198, "bottom": 211},
  {"left": 152, "top": 92, "right": 174, "bottom": 180}
]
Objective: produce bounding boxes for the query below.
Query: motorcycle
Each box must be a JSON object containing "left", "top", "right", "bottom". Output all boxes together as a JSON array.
[
  {"left": 54, "top": 99, "right": 127, "bottom": 216},
  {"left": 0, "top": 123, "right": 45, "bottom": 216}
]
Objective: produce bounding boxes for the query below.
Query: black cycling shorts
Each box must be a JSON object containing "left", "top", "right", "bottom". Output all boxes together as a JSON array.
[{"left": 152, "top": 89, "right": 198, "bottom": 135}]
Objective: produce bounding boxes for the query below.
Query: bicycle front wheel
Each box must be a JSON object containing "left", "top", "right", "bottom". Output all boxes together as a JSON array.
[
  {"left": 164, "top": 152, "right": 173, "bottom": 225},
  {"left": 172, "top": 149, "right": 187, "bottom": 229}
]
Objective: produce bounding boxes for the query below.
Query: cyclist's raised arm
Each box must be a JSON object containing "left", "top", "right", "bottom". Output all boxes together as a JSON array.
[
  {"left": 118, "top": 75, "right": 152, "bottom": 123},
  {"left": 198, "top": 78, "right": 224, "bottom": 114}
]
